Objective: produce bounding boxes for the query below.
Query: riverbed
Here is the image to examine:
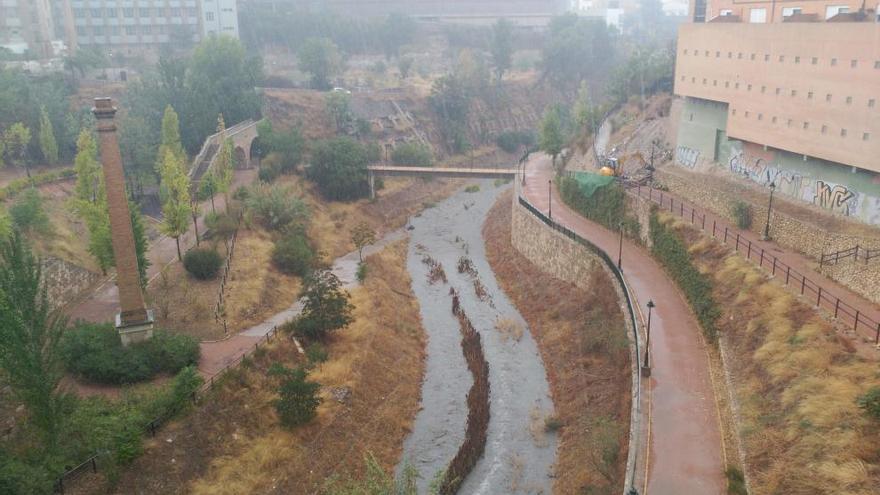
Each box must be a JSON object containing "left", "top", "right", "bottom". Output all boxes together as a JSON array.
[{"left": 399, "top": 180, "right": 556, "bottom": 494}]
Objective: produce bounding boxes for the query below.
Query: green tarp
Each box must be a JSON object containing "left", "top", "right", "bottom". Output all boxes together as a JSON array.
[{"left": 571, "top": 171, "right": 615, "bottom": 198}]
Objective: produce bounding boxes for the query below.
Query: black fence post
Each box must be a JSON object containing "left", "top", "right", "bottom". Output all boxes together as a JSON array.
[
  {"left": 800, "top": 276, "right": 806, "bottom": 295},
  {"left": 834, "top": 298, "right": 840, "bottom": 318},
  {"left": 735, "top": 233, "right": 740, "bottom": 252},
  {"left": 785, "top": 266, "right": 790, "bottom": 285},
  {"left": 875, "top": 322, "right": 879, "bottom": 345},
  {"left": 854, "top": 311, "right": 860, "bottom": 332},
  {"left": 817, "top": 287, "right": 822, "bottom": 307},
  {"left": 712, "top": 220, "right": 716, "bottom": 237}
]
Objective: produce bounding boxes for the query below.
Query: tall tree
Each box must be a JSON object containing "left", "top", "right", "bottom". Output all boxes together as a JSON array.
[
  {"left": 38, "top": 106, "right": 58, "bottom": 165},
  {"left": 539, "top": 106, "right": 565, "bottom": 169},
  {"left": 4, "top": 123, "right": 32, "bottom": 178},
  {"left": 213, "top": 115, "right": 235, "bottom": 209},
  {"left": 574, "top": 81, "right": 598, "bottom": 135},
  {"left": 297, "top": 37, "right": 343, "bottom": 90},
  {"left": 0, "top": 231, "right": 67, "bottom": 446},
  {"left": 490, "top": 19, "right": 514, "bottom": 82},
  {"left": 72, "top": 130, "right": 113, "bottom": 273},
  {"left": 541, "top": 14, "right": 615, "bottom": 94},
  {"left": 157, "top": 105, "right": 186, "bottom": 169},
  {"left": 325, "top": 91, "right": 352, "bottom": 134},
  {"left": 429, "top": 74, "right": 471, "bottom": 153},
  {"left": 306, "top": 138, "right": 371, "bottom": 201},
  {"left": 158, "top": 148, "right": 192, "bottom": 261}
]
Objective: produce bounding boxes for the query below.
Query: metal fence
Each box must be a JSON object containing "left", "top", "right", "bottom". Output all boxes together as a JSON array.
[
  {"left": 54, "top": 325, "right": 282, "bottom": 493},
  {"left": 820, "top": 245, "right": 880, "bottom": 267},
  {"left": 629, "top": 184, "right": 880, "bottom": 344},
  {"left": 214, "top": 212, "right": 244, "bottom": 335},
  {"left": 517, "top": 195, "right": 643, "bottom": 495}
]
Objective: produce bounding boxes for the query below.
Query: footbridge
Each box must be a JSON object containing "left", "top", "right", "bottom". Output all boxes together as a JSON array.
[
  {"left": 189, "top": 119, "right": 260, "bottom": 192},
  {"left": 367, "top": 165, "right": 519, "bottom": 198}
]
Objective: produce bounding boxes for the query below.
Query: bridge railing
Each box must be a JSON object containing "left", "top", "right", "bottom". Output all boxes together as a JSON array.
[{"left": 188, "top": 119, "right": 258, "bottom": 180}]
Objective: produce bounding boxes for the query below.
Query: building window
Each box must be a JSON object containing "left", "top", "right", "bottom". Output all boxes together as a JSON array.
[
  {"left": 764, "top": 54, "right": 770, "bottom": 62},
  {"left": 864, "top": 133, "right": 871, "bottom": 141},
  {"left": 732, "top": 109, "right": 737, "bottom": 116},
  {"left": 761, "top": 86, "right": 766, "bottom": 93},
  {"left": 75, "top": 25, "right": 85, "bottom": 35},
  {"left": 787, "top": 119, "right": 793, "bottom": 127},
  {"left": 93, "top": 26, "right": 105, "bottom": 35},
  {"left": 141, "top": 25, "right": 152, "bottom": 34},
  {"left": 125, "top": 25, "right": 136, "bottom": 35},
  {"left": 187, "top": 7, "right": 198, "bottom": 16},
  {"left": 704, "top": 50, "right": 709, "bottom": 56},
  {"left": 728, "top": 52, "right": 733, "bottom": 59},
  {"left": 779, "top": 55, "right": 785, "bottom": 62},
  {"left": 715, "top": 51, "right": 720, "bottom": 58},
  {"left": 747, "top": 84, "right": 752, "bottom": 91},
  {"left": 776, "top": 87, "right": 781, "bottom": 95},
  {"left": 826, "top": 94, "right": 832, "bottom": 102},
  {"left": 875, "top": 61, "right": 880, "bottom": 69},
  {"left": 758, "top": 113, "right": 763, "bottom": 121},
  {"left": 738, "top": 52, "right": 743, "bottom": 59},
  {"left": 772, "top": 116, "right": 777, "bottom": 124},
  {"left": 703, "top": 78, "right": 707, "bottom": 85},
  {"left": 691, "top": 77, "right": 696, "bottom": 83},
  {"left": 206, "top": 11, "right": 215, "bottom": 21},
  {"left": 808, "top": 91, "right": 813, "bottom": 99},
  {"left": 795, "top": 56, "right": 800, "bottom": 64},
  {"left": 821, "top": 125, "right": 828, "bottom": 134},
  {"left": 846, "top": 96, "right": 853, "bottom": 104},
  {"left": 680, "top": 76, "right": 685, "bottom": 82},
  {"left": 689, "top": 113, "right": 694, "bottom": 121},
  {"left": 725, "top": 81, "right": 730, "bottom": 88},
  {"left": 869, "top": 99, "right": 876, "bottom": 108},
  {"left": 803, "top": 122, "right": 809, "bottom": 130},
  {"left": 713, "top": 80, "right": 717, "bottom": 86},
  {"left": 683, "top": 49, "right": 688, "bottom": 55},
  {"left": 851, "top": 60, "right": 858, "bottom": 68},
  {"left": 831, "top": 58, "right": 838, "bottom": 66},
  {"left": 720, "top": 9, "right": 733, "bottom": 15},
  {"left": 841, "top": 129, "right": 847, "bottom": 137},
  {"left": 108, "top": 25, "right": 119, "bottom": 35},
  {"left": 782, "top": 7, "right": 802, "bottom": 17},
  {"left": 812, "top": 57, "right": 818, "bottom": 65},
  {"left": 107, "top": 8, "right": 117, "bottom": 18},
  {"left": 74, "top": 8, "right": 86, "bottom": 18},
  {"left": 791, "top": 89, "right": 797, "bottom": 97},
  {"left": 825, "top": 5, "right": 849, "bottom": 19},
  {"left": 90, "top": 8, "right": 102, "bottom": 17},
  {"left": 123, "top": 7, "right": 134, "bottom": 18},
  {"left": 750, "top": 53, "right": 756, "bottom": 61},
  {"left": 745, "top": 111, "right": 750, "bottom": 118},
  {"left": 139, "top": 8, "right": 151, "bottom": 17},
  {"left": 750, "top": 7, "right": 767, "bottom": 22},
  {"left": 170, "top": 8, "right": 181, "bottom": 16},
  {"left": 735, "top": 82, "right": 740, "bottom": 89}
]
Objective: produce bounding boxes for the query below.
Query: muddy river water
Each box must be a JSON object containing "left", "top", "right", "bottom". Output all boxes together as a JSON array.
[{"left": 398, "top": 181, "right": 556, "bottom": 494}]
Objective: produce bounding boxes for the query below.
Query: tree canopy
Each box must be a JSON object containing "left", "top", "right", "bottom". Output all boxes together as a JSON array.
[
  {"left": 297, "top": 38, "right": 343, "bottom": 90},
  {"left": 307, "top": 138, "right": 372, "bottom": 201},
  {"left": 490, "top": 19, "right": 514, "bottom": 82},
  {"left": 541, "top": 14, "right": 616, "bottom": 94}
]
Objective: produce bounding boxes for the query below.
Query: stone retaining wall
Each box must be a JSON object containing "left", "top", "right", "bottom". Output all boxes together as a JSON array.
[
  {"left": 42, "top": 256, "right": 101, "bottom": 310},
  {"left": 510, "top": 202, "right": 599, "bottom": 289}
]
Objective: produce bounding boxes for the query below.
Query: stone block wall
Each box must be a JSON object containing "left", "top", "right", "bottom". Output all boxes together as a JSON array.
[
  {"left": 656, "top": 169, "right": 880, "bottom": 260},
  {"left": 41, "top": 256, "right": 101, "bottom": 310},
  {"left": 511, "top": 201, "right": 599, "bottom": 290},
  {"left": 630, "top": 194, "right": 654, "bottom": 249}
]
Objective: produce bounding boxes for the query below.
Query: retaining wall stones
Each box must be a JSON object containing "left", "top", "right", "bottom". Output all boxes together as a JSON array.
[{"left": 41, "top": 256, "right": 101, "bottom": 310}]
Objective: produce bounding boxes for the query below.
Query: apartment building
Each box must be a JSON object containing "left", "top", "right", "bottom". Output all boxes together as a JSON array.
[
  {"left": 672, "top": 1, "right": 880, "bottom": 226},
  {"left": 2, "top": 0, "right": 238, "bottom": 60},
  {"left": 64, "top": 0, "right": 239, "bottom": 57},
  {"left": 0, "top": 0, "right": 58, "bottom": 58}
]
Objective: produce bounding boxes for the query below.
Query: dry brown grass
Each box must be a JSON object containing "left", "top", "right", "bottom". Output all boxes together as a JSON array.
[
  {"left": 495, "top": 317, "right": 524, "bottom": 342},
  {"left": 483, "top": 191, "right": 632, "bottom": 495},
  {"left": 188, "top": 239, "right": 424, "bottom": 494},
  {"left": 678, "top": 223, "right": 880, "bottom": 495}
]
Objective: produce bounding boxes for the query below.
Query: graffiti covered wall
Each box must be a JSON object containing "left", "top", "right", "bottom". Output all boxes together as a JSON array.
[{"left": 674, "top": 97, "right": 880, "bottom": 227}]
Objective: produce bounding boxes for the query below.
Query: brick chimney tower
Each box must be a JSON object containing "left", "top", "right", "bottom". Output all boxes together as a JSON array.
[{"left": 92, "top": 98, "right": 154, "bottom": 345}]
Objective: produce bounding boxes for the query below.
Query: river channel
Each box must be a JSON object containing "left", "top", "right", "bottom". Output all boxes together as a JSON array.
[{"left": 399, "top": 180, "right": 556, "bottom": 494}]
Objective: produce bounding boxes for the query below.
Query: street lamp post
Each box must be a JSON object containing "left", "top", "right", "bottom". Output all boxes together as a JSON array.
[
  {"left": 548, "top": 179, "right": 552, "bottom": 219},
  {"left": 617, "top": 222, "right": 624, "bottom": 271},
  {"left": 763, "top": 182, "right": 776, "bottom": 241},
  {"left": 641, "top": 300, "right": 655, "bottom": 377}
]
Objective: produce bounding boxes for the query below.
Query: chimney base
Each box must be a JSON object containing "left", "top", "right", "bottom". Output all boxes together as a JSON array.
[{"left": 116, "top": 309, "right": 155, "bottom": 347}]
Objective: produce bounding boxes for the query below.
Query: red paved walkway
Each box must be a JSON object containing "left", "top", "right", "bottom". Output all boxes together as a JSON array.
[
  {"left": 630, "top": 182, "right": 880, "bottom": 346},
  {"left": 523, "top": 154, "right": 725, "bottom": 495}
]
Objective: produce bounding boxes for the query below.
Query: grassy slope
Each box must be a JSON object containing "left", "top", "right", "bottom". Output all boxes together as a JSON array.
[
  {"left": 664, "top": 213, "right": 880, "bottom": 494},
  {"left": 483, "top": 191, "right": 631, "bottom": 495},
  {"left": 109, "top": 240, "right": 425, "bottom": 494}
]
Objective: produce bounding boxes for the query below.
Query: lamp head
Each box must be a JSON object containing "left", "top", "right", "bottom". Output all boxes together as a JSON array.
[{"left": 647, "top": 300, "right": 655, "bottom": 309}]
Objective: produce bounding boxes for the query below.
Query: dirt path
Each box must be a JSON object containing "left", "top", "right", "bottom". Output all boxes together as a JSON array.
[
  {"left": 66, "top": 168, "right": 257, "bottom": 324},
  {"left": 630, "top": 184, "right": 880, "bottom": 347},
  {"left": 523, "top": 153, "right": 726, "bottom": 495}
]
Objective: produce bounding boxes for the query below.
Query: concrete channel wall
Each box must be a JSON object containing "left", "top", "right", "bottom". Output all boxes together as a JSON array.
[{"left": 510, "top": 187, "right": 645, "bottom": 495}]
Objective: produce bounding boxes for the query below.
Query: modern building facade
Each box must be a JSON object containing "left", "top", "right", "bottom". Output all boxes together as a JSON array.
[
  {"left": 673, "top": 1, "right": 880, "bottom": 226},
  {"left": 0, "top": 0, "right": 59, "bottom": 58},
  {"left": 2, "top": 0, "right": 239, "bottom": 60}
]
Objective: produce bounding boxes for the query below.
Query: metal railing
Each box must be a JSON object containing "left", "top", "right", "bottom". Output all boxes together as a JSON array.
[
  {"left": 517, "top": 194, "right": 643, "bottom": 495},
  {"left": 214, "top": 212, "right": 244, "bottom": 336},
  {"left": 820, "top": 245, "right": 880, "bottom": 267},
  {"left": 629, "top": 184, "right": 880, "bottom": 344}
]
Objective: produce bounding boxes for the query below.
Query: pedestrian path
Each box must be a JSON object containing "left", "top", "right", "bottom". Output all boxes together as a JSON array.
[{"left": 523, "top": 153, "right": 726, "bottom": 495}]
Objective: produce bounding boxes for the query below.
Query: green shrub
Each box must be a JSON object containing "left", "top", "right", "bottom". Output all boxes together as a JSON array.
[
  {"left": 650, "top": 213, "right": 720, "bottom": 341},
  {"left": 391, "top": 142, "right": 433, "bottom": 167},
  {"left": 464, "top": 184, "right": 480, "bottom": 193},
  {"left": 306, "top": 343, "right": 328, "bottom": 366},
  {"left": 258, "top": 156, "right": 283, "bottom": 183},
  {"left": 559, "top": 177, "right": 640, "bottom": 238},
  {"left": 183, "top": 248, "right": 223, "bottom": 280},
  {"left": 306, "top": 137, "right": 372, "bottom": 201},
  {"left": 857, "top": 387, "right": 880, "bottom": 421},
  {"left": 291, "top": 270, "right": 354, "bottom": 341},
  {"left": 245, "top": 183, "right": 309, "bottom": 231},
  {"left": 495, "top": 130, "right": 536, "bottom": 153},
  {"left": 725, "top": 467, "right": 748, "bottom": 495},
  {"left": 272, "top": 232, "right": 314, "bottom": 276},
  {"left": 270, "top": 364, "right": 321, "bottom": 428},
  {"left": 205, "top": 211, "right": 238, "bottom": 238},
  {"left": 61, "top": 324, "right": 201, "bottom": 384},
  {"left": 732, "top": 201, "right": 753, "bottom": 230},
  {"left": 356, "top": 261, "right": 368, "bottom": 282},
  {"left": 9, "top": 188, "right": 50, "bottom": 234}
]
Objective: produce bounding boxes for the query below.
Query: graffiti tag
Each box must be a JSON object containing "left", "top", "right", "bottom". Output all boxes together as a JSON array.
[
  {"left": 814, "top": 181, "right": 855, "bottom": 214},
  {"left": 675, "top": 146, "right": 700, "bottom": 169}
]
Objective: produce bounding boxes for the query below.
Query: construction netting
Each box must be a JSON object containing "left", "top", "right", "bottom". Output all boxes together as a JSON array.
[{"left": 570, "top": 171, "right": 615, "bottom": 198}]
